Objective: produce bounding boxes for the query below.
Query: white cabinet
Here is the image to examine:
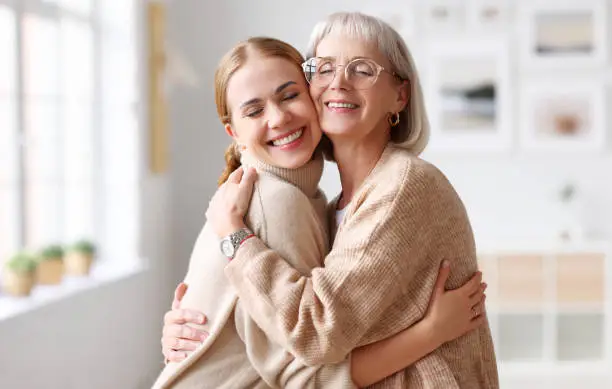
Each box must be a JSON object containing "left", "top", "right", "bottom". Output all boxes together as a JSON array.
[{"left": 478, "top": 241, "right": 612, "bottom": 387}]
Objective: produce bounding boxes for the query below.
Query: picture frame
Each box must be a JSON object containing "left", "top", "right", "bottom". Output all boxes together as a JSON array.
[
  {"left": 362, "top": 7, "right": 416, "bottom": 40},
  {"left": 421, "top": 0, "right": 466, "bottom": 34},
  {"left": 467, "top": 0, "right": 512, "bottom": 33},
  {"left": 519, "top": 0, "right": 607, "bottom": 68},
  {"left": 423, "top": 40, "right": 512, "bottom": 153},
  {"left": 519, "top": 81, "right": 606, "bottom": 152}
]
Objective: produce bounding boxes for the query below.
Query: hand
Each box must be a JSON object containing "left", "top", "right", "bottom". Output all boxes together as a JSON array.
[
  {"left": 206, "top": 167, "right": 258, "bottom": 237},
  {"left": 423, "top": 261, "right": 487, "bottom": 346},
  {"left": 161, "top": 283, "right": 209, "bottom": 363}
]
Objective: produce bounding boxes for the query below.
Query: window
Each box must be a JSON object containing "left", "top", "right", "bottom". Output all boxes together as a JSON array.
[{"left": 0, "top": 0, "right": 140, "bottom": 264}]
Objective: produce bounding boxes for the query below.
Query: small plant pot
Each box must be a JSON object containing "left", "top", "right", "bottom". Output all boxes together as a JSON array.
[
  {"left": 64, "top": 253, "right": 93, "bottom": 276},
  {"left": 35, "top": 258, "right": 64, "bottom": 285},
  {"left": 2, "top": 270, "right": 35, "bottom": 297}
]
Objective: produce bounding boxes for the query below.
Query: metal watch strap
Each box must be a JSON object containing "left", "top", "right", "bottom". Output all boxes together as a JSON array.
[{"left": 230, "top": 228, "right": 254, "bottom": 250}]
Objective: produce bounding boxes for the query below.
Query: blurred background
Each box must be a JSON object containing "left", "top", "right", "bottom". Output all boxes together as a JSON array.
[{"left": 0, "top": 0, "right": 610, "bottom": 388}]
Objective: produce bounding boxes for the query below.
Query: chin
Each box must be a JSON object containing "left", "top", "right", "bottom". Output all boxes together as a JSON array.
[{"left": 321, "top": 126, "right": 356, "bottom": 138}]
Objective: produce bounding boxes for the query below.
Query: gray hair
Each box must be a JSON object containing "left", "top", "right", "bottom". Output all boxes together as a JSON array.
[{"left": 306, "top": 12, "right": 430, "bottom": 156}]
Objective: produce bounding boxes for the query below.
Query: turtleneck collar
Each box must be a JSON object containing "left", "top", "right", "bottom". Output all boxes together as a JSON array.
[{"left": 240, "top": 151, "right": 323, "bottom": 197}]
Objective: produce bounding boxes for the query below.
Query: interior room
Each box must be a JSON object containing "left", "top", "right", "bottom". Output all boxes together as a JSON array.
[{"left": 1, "top": 0, "right": 611, "bottom": 388}]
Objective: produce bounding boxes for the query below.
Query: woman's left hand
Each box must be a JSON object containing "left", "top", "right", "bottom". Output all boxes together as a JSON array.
[
  {"left": 423, "top": 261, "right": 487, "bottom": 346},
  {"left": 206, "top": 167, "right": 258, "bottom": 237}
]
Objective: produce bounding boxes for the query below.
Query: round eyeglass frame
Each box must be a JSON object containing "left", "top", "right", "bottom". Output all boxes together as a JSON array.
[{"left": 301, "top": 57, "right": 404, "bottom": 89}]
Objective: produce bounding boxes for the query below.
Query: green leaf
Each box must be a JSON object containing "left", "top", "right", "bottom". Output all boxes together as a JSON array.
[
  {"left": 6, "top": 252, "right": 38, "bottom": 274},
  {"left": 70, "top": 240, "right": 96, "bottom": 256},
  {"left": 39, "top": 244, "right": 65, "bottom": 261}
]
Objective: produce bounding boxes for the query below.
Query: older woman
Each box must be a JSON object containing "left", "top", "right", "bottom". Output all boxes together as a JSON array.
[{"left": 206, "top": 12, "right": 499, "bottom": 388}]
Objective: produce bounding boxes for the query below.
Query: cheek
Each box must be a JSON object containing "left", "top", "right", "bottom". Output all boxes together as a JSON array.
[
  {"left": 309, "top": 85, "right": 325, "bottom": 103},
  {"left": 237, "top": 122, "right": 267, "bottom": 149},
  {"left": 364, "top": 87, "right": 393, "bottom": 113}
]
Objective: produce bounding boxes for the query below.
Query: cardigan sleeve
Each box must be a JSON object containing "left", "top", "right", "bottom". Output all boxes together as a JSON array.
[
  {"left": 232, "top": 177, "right": 355, "bottom": 386},
  {"left": 233, "top": 300, "right": 356, "bottom": 389},
  {"left": 225, "top": 162, "right": 441, "bottom": 366}
]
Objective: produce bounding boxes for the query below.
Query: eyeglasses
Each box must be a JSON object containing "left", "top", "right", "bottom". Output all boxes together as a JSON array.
[{"left": 302, "top": 57, "right": 403, "bottom": 90}]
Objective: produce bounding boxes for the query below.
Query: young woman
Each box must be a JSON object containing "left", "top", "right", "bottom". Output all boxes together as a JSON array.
[
  {"left": 154, "top": 36, "right": 487, "bottom": 389},
  {"left": 205, "top": 13, "right": 499, "bottom": 389}
]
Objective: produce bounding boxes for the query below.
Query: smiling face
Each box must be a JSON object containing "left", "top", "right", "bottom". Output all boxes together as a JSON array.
[
  {"left": 225, "top": 53, "right": 322, "bottom": 169},
  {"left": 309, "top": 33, "right": 408, "bottom": 145}
]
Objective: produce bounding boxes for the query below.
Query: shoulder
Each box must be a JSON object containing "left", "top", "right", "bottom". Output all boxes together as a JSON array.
[
  {"left": 247, "top": 174, "right": 327, "bottom": 230},
  {"left": 255, "top": 174, "right": 326, "bottom": 208},
  {"left": 368, "top": 146, "right": 456, "bottom": 204}
]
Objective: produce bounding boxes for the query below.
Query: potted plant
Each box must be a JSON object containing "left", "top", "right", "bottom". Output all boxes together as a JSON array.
[
  {"left": 2, "top": 252, "right": 37, "bottom": 296},
  {"left": 64, "top": 240, "right": 96, "bottom": 276},
  {"left": 35, "top": 244, "right": 65, "bottom": 285}
]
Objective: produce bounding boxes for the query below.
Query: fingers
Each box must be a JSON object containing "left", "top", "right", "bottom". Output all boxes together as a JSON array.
[
  {"left": 163, "top": 323, "right": 209, "bottom": 342},
  {"left": 469, "top": 282, "right": 487, "bottom": 305},
  {"left": 469, "top": 313, "right": 486, "bottom": 329},
  {"left": 162, "top": 335, "right": 202, "bottom": 352},
  {"left": 470, "top": 295, "right": 487, "bottom": 318},
  {"left": 239, "top": 167, "right": 258, "bottom": 189},
  {"left": 227, "top": 167, "right": 244, "bottom": 184},
  {"left": 432, "top": 260, "right": 451, "bottom": 299},
  {"left": 165, "top": 349, "right": 190, "bottom": 363},
  {"left": 164, "top": 309, "right": 207, "bottom": 325},
  {"left": 461, "top": 271, "right": 483, "bottom": 296},
  {"left": 172, "top": 283, "right": 188, "bottom": 310}
]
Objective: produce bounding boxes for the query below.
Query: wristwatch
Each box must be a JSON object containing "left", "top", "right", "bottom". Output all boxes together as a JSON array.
[{"left": 220, "top": 228, "right": 255, "bottom": 259}]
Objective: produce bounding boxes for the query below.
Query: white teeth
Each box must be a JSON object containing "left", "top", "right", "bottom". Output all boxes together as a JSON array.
[
  {"left": 272, "top": 129, "right": 303, "bottom": 146},
  {"left": 327, "top": 102, "right": 358, "bottom": 109}
]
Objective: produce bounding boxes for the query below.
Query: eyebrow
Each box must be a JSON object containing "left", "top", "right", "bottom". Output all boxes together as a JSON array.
[
  {"left": 240, "top": 81, "right": 297, "bottom": 109},
  {"left": 318, "top": 56, "right": 368, "bottom": 62}
]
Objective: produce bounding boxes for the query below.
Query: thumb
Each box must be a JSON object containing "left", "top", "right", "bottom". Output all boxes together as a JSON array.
[
  {"left": 172, "top": 283, "right": 188, "bottom": 310},
  {"left": 227, "top": 167, "right": 244, "bottom": 184},
  {"left": 432, "top": 260, "right": 450, "bottom": 299},
  {"left": 240, "top": 167, "right": 257, "bottom": 188},
  {"left": 238, "top": 168, "right": 257, "bottom": 200}
]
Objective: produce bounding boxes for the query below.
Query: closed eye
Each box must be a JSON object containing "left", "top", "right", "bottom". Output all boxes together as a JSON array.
[
  {"left": 282, "top": 92, "right": 299, "bottom": 101},
  {"left": 245, "top": 108, "right": 263, "bottom": 118}
]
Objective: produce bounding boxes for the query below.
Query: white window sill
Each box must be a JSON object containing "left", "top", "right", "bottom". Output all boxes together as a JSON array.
[{"left": 0, "top": 260, "right": 148, "bottom": 322}]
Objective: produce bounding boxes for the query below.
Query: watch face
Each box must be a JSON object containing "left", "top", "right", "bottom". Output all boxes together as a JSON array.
[{"left": 221, "top": 239, "right": 234, "bottom": 257}]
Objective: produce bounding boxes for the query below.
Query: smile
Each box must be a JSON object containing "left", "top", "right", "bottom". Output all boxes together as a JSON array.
[
  {"left": 270, "top": 127, "right": 305, "bottom": 147},
  {"left": 326, "top": 102, "right": 359, "bottom": 109}
]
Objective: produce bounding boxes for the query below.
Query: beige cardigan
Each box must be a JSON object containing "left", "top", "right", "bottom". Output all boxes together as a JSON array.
[
  {"left": 151, "top": 153, "right": 354, "bottom": 389},
  {"left": 226, "top": 144, "right": 500, "bottom": 388}
]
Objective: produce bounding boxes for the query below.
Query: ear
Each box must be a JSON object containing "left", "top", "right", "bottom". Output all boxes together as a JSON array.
[
  {"left": 224, "top": 123, "right": 237, "bottom": 139},
  {"left": 392, "top": 79, "right": 410, "bottom": 113}
]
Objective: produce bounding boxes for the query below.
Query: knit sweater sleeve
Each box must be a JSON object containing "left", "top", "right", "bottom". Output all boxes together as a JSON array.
[
  {"left": 225, "top": 159, "right": 440, "bottom": 366},
  {"left": 234, "top": 178, "right": 356, "bottom": 387},
  {"left": 233, "top": 300, "right": 356, "bottom": 389}
]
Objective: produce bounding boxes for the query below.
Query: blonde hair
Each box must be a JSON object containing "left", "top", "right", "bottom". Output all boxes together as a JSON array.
[
  {"left": 215, "top": 37, "right": 306, "bottom": 186},
  {"left": 305, "top": 12, "right": 430, "bottom": 157}
]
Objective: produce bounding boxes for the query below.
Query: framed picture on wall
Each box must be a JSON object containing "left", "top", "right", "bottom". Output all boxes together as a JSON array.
[
  {"left": 362, "top": 5, "right": 416, "bottom": 39},
  {"left": 421, "top": 0, "right": 466, "bottom": 34},
  {"left": 424, "top": 40, "right": 512, "bottom": 152},
  {"left": 519, "top": 81, "right": 605, "bottom": 152},
  {"left": 519, "top": 0, "right": 607, "bottom": 67},
  {"left": 467, "top": 0, "right": 511, "bottom": 33}
]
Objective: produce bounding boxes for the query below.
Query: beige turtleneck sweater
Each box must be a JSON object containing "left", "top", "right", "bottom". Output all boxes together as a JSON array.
[
  {"left": 225, "top": 144, "right": 500, "bottom": 388},
  {"left": 151, "top": 152, "right": 355, "bottom": 389}
]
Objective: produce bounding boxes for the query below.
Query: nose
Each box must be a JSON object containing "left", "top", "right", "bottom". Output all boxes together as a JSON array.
[
  {"left": 266, "top": 103, "right": 291, "bottom": 129},
  {"left": 328, "top": 65, "right": 350, "bottom": 91}
]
